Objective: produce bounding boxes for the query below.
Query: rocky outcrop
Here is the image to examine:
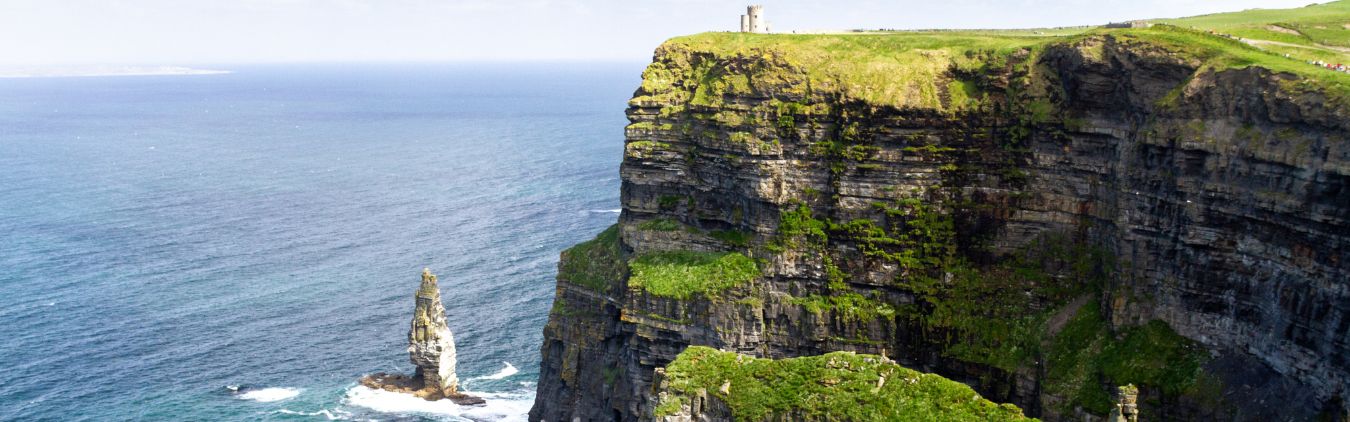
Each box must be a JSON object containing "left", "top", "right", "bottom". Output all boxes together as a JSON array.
[
  {"left": 409, "top": 268, "right": 460, "bottom": 395},
  {"left": 531, "top": 29, "right": 1349, "bottom": 421},
  {"left": 648, "top": 346, "right": 1032, "bottom": 421},
  {"left": 362, "top": 269, "right": 483, "bottom": 405},
  {"left": 1109, "top": 385, "right": 1140, "bottom": 422}
]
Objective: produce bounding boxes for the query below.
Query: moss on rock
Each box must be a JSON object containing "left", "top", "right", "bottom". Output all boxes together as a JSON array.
[
  {"left": 629, "top": 250, "right": 758, "bottom": 299},
  {"left": 656, "top": 346, "right": 1034, "bottom": 421},
  {"left": 557, "top": 225, "right": 625, "bottom": 292}
]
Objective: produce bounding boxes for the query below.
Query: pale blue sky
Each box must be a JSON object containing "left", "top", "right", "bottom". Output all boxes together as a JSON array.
[{"left": 0, "top": 0, "right": 1319, "bottom": 65}]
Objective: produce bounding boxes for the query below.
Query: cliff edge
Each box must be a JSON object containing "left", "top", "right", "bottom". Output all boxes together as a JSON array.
[{"left": 532, "top": 12, "right": 1349, "bottom": 422}]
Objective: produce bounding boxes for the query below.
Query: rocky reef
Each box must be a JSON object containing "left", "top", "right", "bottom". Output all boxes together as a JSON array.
[
  {"left": 362, "top": 269, "right": 483, "bottom": 406},
  {"left": 530, "top": 23, "right": 1349, "bottom": 422}
]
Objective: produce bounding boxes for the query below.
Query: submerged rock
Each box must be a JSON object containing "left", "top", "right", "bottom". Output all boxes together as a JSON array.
[{"left": 361, "top": 268, "right": 484, "bottom": 406}]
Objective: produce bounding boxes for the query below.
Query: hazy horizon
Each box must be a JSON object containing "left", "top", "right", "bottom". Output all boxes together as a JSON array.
[{"left": 0, "top": 0, "right": 1323, "bottom": 66}]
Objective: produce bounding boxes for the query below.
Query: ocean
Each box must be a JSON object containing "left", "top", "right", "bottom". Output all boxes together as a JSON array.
[{"left": 0, "top": 63, "right": 641, "bottom": 421}]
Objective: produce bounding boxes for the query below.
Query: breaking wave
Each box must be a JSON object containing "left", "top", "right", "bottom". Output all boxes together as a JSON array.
[
  {"left": 345, "top": 385, "right": 533, "bottom": 421},
  {"left": 236, "top": 387, "right": 302, "bottom": 402},
  {"left": 470, "top": 362, "right": 519, "bottom": 381},
  {"left": 275, "top": 408, "right": 348, "bottom": 420}
]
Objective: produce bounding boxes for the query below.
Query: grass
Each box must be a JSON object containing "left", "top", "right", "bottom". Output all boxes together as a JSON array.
[
  {"left": 628, "top": 250, "right": 758, "bottom": 299},
  {"left": 643, "top": 1, "right": 1350, "bottom": 113},
  {"left": 1105, "top": 25, "right": 1350, "bottom": 92},
  {"left": 1161, "top": 0, "right": 1350, "bottom": 48},
  {"left": 637, "top": 218, "right": 682, "bottom": 231},
  {"left": 1043, "top": 301, "right": 1211, "bottom": 415},
  {"left": 557, "top": 225, "right": 625, "bottom": 292},
  {"left": 1100, "top": 320, "right": 1210, "bottom": 396},
  {"left": 656, "top": 346, "right": 1034, "bottom": 421},
  {"left": 791, "top": 292, "right": 897, "bottom": 323},
  {"left": 658, "top": 31, "right": 1053, "bottom": 109},
  {"left": 1042, "top": 301, "right": 1119, "bottom": 414},
  {"left": 905, "top": 237, "right": 1111, "bottom": 372},
  {"left": 709, "top": 229, "right": 753, "bottom": 247}
]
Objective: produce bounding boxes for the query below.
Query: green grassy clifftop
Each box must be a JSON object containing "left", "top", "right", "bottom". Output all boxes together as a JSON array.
[
  {"left": 654, "top": 346, "right": 1034, "bottom": 421},
  {"left": 647, "top": 1, "right": 1350, "bottom": 111},
  {"left": 532, "top": 2, "right": 1350, "bottom": 421}
]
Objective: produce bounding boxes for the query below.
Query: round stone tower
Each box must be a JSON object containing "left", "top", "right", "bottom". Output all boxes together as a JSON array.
[{"left": 747, "top": 5, "right": 766, "bottom": 33}]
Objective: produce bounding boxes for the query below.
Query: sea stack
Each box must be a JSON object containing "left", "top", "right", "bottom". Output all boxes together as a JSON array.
[
  {"left": 360, "top": 269, "right": 483, "bottom": 405},
  {"left": 409, "top": 268, "right": 459, "bottom": 395}
]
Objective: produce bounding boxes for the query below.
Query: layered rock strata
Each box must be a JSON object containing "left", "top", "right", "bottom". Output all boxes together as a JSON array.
[
  {"left": 531, "top": 30, "right": 1349, "bottom": 421},
  {"left": 362, "top": 269, "right": 483, "bottom": 405}
]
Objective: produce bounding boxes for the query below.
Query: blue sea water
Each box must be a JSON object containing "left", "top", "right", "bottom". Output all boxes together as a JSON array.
[{"left": 0, "top": 63, "right": 641, "bottom": 421}]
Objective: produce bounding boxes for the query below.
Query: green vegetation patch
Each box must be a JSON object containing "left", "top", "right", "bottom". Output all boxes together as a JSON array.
[
  {"left": 557, "top": 225, "right": 626, "bottom": 291},
  {"left": 1105, "top": 25, "right": 1350, "bottom": 94},
  {"left": 791, "top": 292, "right": 897, "bottom": 323},
  {"left": 637, "top": 218, "right": 682, "bottom": 231},
  {"left": 1044, "top": 301, "right": 1211, "bottom": 414},
  {"left": 659, "top": 32, "right": 1056, "bottom": 110},
  {"left": 629, "top": 250, "right": 758, "bottom": 299},
  {"left": 1100, "top": 320, "right": 1210, "bottom": 395},
  {"left": 1161, "top": 1, "right": 1350, "bottom": 48},
  {"left": 646, "top": 1, "right": 1350, "bottom": 112},
  {"left": 710, "top": 229, "right": 753, "bottom": 247},
  {"left": 896, "top": 234, "right": 1113, "bottom": 372},
  {"left": 656, "top": 346, "right": 1033, "bottom": 421}
]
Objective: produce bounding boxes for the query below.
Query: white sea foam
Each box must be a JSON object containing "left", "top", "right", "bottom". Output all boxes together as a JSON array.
[
  {"left": 238, "top": 387, "right": 302, "bottom": 402},
  {"left": 470, "top": 362, "right": 519, "bottom": 381},
  {"left": 590, "top": 209, "right": 621, "bottom": 214},
  {"left": 345, "top": 385, "right": 533, "bottom": 422},
  {"left": 276, "top": 408, "right": 348, "bottom": 420}
]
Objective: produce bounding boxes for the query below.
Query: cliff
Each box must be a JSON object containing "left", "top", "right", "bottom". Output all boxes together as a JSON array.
[{"left": 530, "top": 17, "right": 1350, "bottom": 422}]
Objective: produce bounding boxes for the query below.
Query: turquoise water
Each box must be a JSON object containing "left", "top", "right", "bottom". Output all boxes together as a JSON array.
[{"left": 0, "top": 63, "right": 640, "bottom": 421}]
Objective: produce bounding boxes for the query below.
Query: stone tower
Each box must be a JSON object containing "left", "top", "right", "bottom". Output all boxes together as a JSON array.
[{"left": 740, "top": 5, "right": 768, "bottom": 34}]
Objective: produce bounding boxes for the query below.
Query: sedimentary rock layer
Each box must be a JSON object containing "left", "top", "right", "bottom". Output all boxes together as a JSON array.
[{"left": 530, "top": 29, "right": 1349, "bottom": 421}]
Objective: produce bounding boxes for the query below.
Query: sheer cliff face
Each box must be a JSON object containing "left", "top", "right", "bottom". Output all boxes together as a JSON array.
[{"left": 531, "top": 33, "right": 1349, "bottom": 421}]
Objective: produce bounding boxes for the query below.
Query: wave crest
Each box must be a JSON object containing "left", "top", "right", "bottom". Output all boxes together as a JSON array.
[
  {"left": 238, "top": 387, "right": 302, "bottom": 402},
  {"left": 345, "top": 385, "right": 532, "bottom": 421}
]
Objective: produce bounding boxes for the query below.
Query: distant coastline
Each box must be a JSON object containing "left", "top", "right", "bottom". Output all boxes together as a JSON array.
[{"left": 0, "top": 65, "right": 231, "bottom": 78}]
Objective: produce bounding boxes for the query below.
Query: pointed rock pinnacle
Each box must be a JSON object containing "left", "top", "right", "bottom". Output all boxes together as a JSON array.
[
  {"left": 359, "top": 269, "right": 483, "bottom": 405},
  {"left": 408, "top": 268, "right": 459, "bottom": 396}
]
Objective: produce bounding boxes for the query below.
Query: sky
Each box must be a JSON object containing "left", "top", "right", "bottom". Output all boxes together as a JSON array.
[{"left": 0, "top": 0, "right": 1323, "bottom": 65}]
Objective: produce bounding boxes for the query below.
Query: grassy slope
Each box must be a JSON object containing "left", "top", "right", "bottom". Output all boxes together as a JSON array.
[
  {"left": 661, "top": 31, "right": 1054, "bottom": 109},
  {"left": 1159, "top": 0, "right": 1350, "bottom": 67},
  {"left": 1161, "top": 1, "right": 1350, "bottom": 47},
  {"left": 629, "top": 250, "right": 758, "bottom": 299},
  {"left": 660, "top": 1, "right": 1350, "bottom": 109},
  {"left": 657, "top": 346, "right": 1034, "bottom": 421},
  {"left": 557, "top": 224, "right": 625, "bottom": 291}
]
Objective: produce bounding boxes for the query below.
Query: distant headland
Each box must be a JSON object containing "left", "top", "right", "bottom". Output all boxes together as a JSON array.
[{"left": 0, "top": 65, "right": 230, "bottom": 78}]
